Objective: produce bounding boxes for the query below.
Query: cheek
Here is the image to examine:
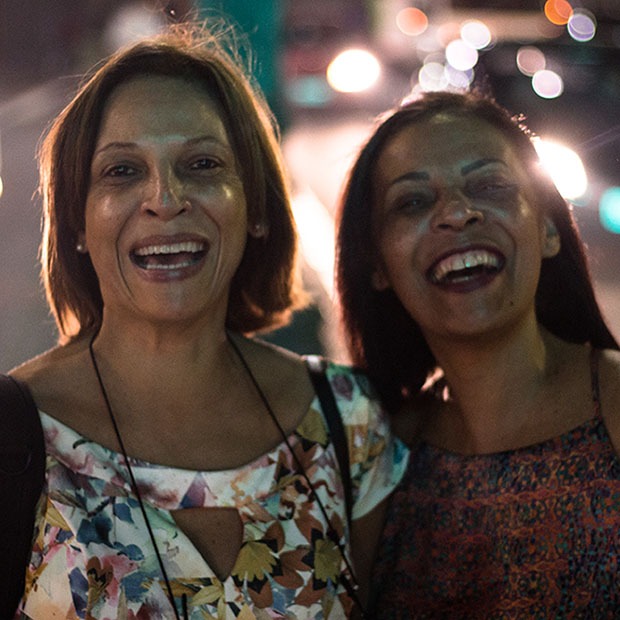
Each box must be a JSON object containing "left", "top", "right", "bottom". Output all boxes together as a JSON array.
[
  {"left": 85, "top": 191, "right": 122, "bottom": 226},
  {"left": 225, "top": 191, "right": 248, "bottom": 226},
  {"left": 206, "top": 184, "right": 247, "bottom": 226},
  {"left": 83, "top": 196, "right": 130, "bottom": 262},
  {"left": 375, "top": 233, "right": 425, "bottom": 297},
  {"left": 376, "top": 217, "right": 422, "bottom": 266}
]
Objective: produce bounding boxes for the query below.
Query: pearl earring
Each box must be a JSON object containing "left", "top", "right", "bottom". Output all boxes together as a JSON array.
[
  {"left": 76, "top": 241, "right": 86, "bottom": 253},
  {"left": 250, "top": 222, "right": 268, "bottom": 238}
]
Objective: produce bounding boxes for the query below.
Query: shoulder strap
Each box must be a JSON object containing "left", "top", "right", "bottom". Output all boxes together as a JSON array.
[
  {"left": 304, "top": 356, "right": 353, "bottom": 530},
  {"left": 590, "top": 347, "right": 602, "bottom": 417},
  {"left": 0, "top": 374, "right": 45, "bottom": 618}
]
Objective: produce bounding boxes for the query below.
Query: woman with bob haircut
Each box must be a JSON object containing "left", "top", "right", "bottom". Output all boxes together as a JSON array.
[
  {"left": 9, "top": 22, "right": 406, "bottom": 619},
  {"left": 336, "top": 89, "right": 620, "bottom": 616}
]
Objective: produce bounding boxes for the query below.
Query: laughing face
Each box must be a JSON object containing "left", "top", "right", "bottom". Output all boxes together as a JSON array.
[
  {"left": 371, "top": 112, "right": 560, "bottom": 342},
  {"left": 82, "top": 75, "right": 249, "bottom": 327}
]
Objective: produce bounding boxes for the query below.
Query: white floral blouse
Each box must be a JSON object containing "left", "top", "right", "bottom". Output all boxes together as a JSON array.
[{"left": 17, "top": 362, "right": 408, "bottom": 619}]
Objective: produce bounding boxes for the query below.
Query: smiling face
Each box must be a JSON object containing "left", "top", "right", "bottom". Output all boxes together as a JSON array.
[
  {"left": 371, "top": 112, "right": 560, "bottom": 342},
  {"left": 82, "top": 74, "right": 249, "bottom": 328}
]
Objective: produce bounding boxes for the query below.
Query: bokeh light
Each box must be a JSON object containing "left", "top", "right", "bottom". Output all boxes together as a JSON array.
[
  {"left": 516, "top": 46, "right": 546, "bottom": 76},
  {"left": 532, "top": 69, "right": 564, "bottom": 98},
  {"left": 415, "top": 26, "right": 445, "bottom": 54},
  {"left": 445, "top": 65, "right": 474, "bottom": 89},
  {"left": 418, "top": 62, "right": 449, "bottom": 91},
  {"left": 396, "top": 7, "right": 429, "bottom": 37},
  {"left": 445, "top": 39, "right": 479, "bottom": 71},
  {"left": 104, "top": 4, "right": 166, "bottom": 52},
  {"left": 460, "top": 20, "right": 492, "bottom": 50},
  {"left": 599, "top": 187, "right": 620, "bottom": 234},
  {"left": 286, "top": 76, "right": 333, "bottom": 107},
  {"left": 567, "top": 9, "right": 597, "bottom": 42},
  {"left": 326, "top": 49, "right": 381, "bottom": 93},
  {"left": 437, "top": 22, "right": 462, "bottom": 48},
  {"left": 534, "top": 138, "right": 588, "bottom": 200},
  {"left": 291, "top": 189, "right": 336, "bottom": 296},
  {"left": 544, "top": 0, "right": 573, "bottom": 26}
]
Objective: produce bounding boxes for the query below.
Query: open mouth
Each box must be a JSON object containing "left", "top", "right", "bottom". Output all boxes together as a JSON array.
[
  {"left": 429, "top": 249, "right": 503, "bottom": 285},
  {"left": 131, "top": 240, "right": 208, "bottom": 271}
]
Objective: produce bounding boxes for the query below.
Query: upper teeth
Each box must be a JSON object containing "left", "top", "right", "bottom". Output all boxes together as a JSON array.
[
  {"left": 134, "top": 241, "right": 204, "bottom": 256},
  {"left": 432, "top": 250, "right": 499, "bottom": 282}
]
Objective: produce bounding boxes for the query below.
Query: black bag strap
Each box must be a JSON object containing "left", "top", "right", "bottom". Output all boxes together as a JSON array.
[
  {"left": 0, "top": 374, "right": 45, "bottom": 618},
  {"left": 304, "top": 356, "right": 353, "bottom": 530}
]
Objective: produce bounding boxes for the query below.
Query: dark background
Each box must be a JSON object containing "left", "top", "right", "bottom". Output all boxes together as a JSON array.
[{"left": 1, "top": 0, "right": 619, "bottom": 370}]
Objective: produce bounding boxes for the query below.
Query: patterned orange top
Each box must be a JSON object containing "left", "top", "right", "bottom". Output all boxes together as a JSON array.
[{"left": 373, "top": 357, "right": 620, "bottom": 618}]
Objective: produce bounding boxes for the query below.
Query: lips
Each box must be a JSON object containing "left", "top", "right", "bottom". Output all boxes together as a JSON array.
[
  {"left": 131, "top": 239, "right": 208, "bottom": 271},
  {"left": 428, "top": 248, "right": 504, "bottom": 285}
]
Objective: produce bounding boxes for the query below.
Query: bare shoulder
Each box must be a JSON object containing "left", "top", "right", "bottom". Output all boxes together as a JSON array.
[
  {"left": 11, "top": 338, "right": 86, "bottom": 382},
  {"left": 237, "top": 334, "right": 307, "bottom": 378},
  {"left": 234, "top": 334, "right": 315, "bottom": 420},
  {"left": 9, "top": 337, "right": 98, "bottom": 422},
  {"left": 597, "top": 348, "right": 620, "bottom": 452}
]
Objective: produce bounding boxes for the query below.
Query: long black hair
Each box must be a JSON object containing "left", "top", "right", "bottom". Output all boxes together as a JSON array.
[{"left": 336, "top": 90, "right": 618, "bottom": 413}]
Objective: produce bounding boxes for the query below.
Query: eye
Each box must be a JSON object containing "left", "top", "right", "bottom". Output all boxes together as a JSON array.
[
  {"left": 188, "top": 156, "right": 221, "bottom": 171},
  {"left": 468, "top": 178, "right": 518, "bottom": 198},
  {"left": 393, "top": 190, "right": 435, "bottom": 214},
  {"left": 104, "top": 163, "right": 138, "bottom": 178}
]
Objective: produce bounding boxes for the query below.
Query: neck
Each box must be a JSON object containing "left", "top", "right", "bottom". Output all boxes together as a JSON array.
[
  {"left": 88, "top": 315, "right": 243, "bottom": 423},
  {"left": 93, "top": 312, "right": 230, "bottom": 371},
  {"left": 425, "top": 317, "right": 565, "bottom": 453}
]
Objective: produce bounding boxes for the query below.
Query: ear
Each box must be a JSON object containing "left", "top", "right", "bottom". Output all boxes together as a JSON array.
[
  {"left": 248, "top": 221, "right": 269, "bottom": 239},
  {"left": 541, "top": 216, "right": 560, "bottom": 258},
  {"left": 76, "top": 231, "right": 88, "bottom": 254},
  {"left": 371, "top": 265, "right": 390, "bottom": 291}
]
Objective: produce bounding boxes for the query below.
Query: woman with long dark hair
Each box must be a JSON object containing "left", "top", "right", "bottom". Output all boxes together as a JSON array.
[{"left": 337, "top": 90, "right": 620, "bottom": 617}]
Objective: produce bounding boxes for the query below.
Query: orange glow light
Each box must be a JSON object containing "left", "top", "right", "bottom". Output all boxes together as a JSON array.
[
  {"left": 544, "top": 0, "right": 573, "bottom": 26},
  {"left": 396, "top": 8, "right": 429, "bottom": 37}
]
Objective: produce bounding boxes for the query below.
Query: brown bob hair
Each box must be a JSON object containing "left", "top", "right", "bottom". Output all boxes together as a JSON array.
[
  {"left": 336, "top": 90, "right": 618, "bottom": 413},
  {"left": 39, "top": 22, "right": 303, "bottom": 341}
]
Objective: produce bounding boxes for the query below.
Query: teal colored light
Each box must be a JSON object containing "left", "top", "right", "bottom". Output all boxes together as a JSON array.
[
  {"left": 285, "top": 76, "right": 333, "bottom": 107},
  {"left": 599, "top": 187, "right": 620, "bottom": 233}
]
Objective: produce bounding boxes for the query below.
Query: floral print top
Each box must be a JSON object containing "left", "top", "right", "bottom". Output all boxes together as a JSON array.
[{"left": 18, "top": 362, "right": 408, "bottom": 620}]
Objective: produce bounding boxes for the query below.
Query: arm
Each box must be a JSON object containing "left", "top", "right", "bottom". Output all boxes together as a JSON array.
[
  {"left": 350, "top": 497, "right": 390, "bottom": 617},
  {"left": 319, "top": 363, "right": 409, "bottom": 617}
]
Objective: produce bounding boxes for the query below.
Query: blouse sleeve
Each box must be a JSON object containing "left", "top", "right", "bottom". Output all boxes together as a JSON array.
[{"left": 325, "top": 363, "right": 409, "bottom": 520}]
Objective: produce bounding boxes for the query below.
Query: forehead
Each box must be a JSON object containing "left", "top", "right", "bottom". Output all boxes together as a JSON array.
[
  {"left": 97, "top": 74, "right": 229, "bottom": 143},
  {"left": 376, "top": 113, "right": 522, "bottom": 179}
]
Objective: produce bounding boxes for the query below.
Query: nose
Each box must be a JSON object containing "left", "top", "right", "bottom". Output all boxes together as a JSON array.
[
  {"left": 141, "top": 168, "right": 190, "bottom": 220},
  {"left": 432, "top": 192, "right": 483, "bottom": 232}
]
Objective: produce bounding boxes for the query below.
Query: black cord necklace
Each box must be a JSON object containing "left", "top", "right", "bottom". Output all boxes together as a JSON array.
[
  {"left": 88, "top": 331, "right": 365, "bottom": 619},
  {"left": 226, "top": 334, "right": 366, "bottom": 617},
  {"left": 88, "top": 333, "right": 186, "bottom": 620}
]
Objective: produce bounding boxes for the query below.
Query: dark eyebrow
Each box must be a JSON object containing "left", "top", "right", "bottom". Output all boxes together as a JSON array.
[
  {"left": 389, "top": 158, "right": 507, "bottom": 186},
  {"left": 93, "top": 141, "right": 136, "bottom": 157},
  {"left": 92, "top": 135, "right": 229, "bottom": 158},
  {"left": 461, "top": 158, "right": 506, "bottom": 175},
  {"left": 389, "top": 171, "right": 430, "bottom": 186}
]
